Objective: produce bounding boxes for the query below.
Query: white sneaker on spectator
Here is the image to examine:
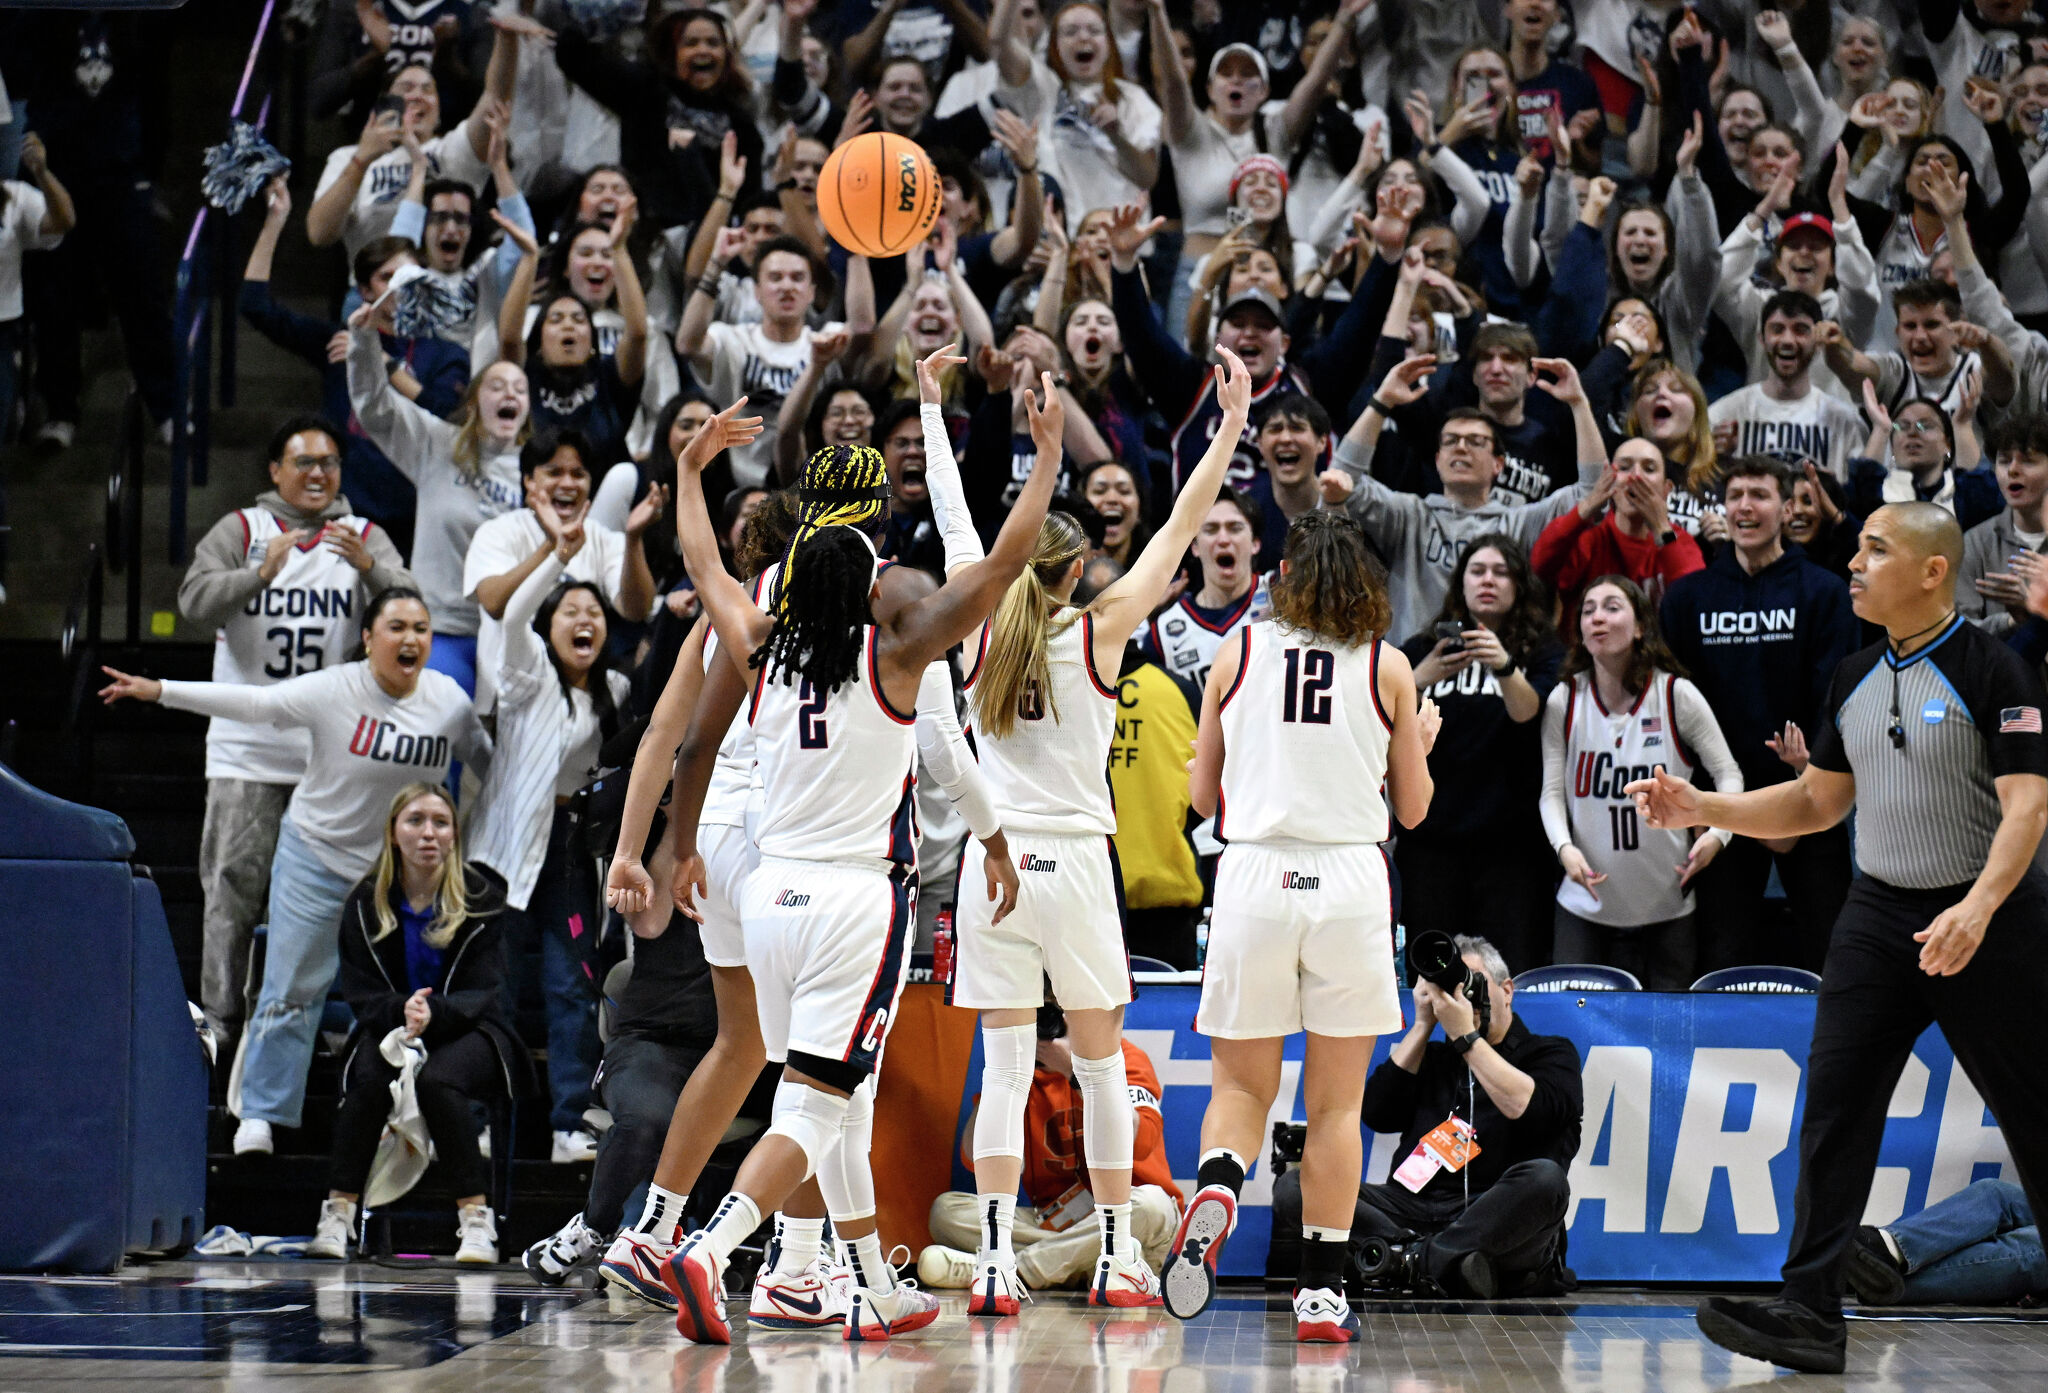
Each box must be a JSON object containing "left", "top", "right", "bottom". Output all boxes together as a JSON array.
[
  {"left": 524, "top": 1212, "right": 603, "bottom": 1285},
  {"left": 551, "top": 1127, "right": 598, "bottom": 1163},
  {"left": 916, "top": 1244, "right": 975, "bottom": 1289},
  {"left": 35, "top": 420, "right": 74, "bottom": 452},
  {"left": 305, "top": 1197, "right": 356, "bottom": 1260},
  {"left": 233, "top": 1119, "right": 273, "bottom": 1155},
  {"left": 455, "top": 1204, "right": 499, "bottom": 1264}
]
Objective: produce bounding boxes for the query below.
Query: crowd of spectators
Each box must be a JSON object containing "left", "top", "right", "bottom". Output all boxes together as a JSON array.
[{"left": 32, "top": 0, "right": 2048, "bottom": 1189}]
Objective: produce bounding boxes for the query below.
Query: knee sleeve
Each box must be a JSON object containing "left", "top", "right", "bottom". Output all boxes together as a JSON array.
[
  {"left": 815, "top": 1078, "right": 877, "bottom": 1224},
  {"left": 972, "top": 1024, "right": 1036, "bottom": 1161},
  {"left": 764, "top": 1079, "right": 850, "bottom": 1179},
  {"left": 1071, "top": 1049, "right": 1134, "bottom": 1172}
]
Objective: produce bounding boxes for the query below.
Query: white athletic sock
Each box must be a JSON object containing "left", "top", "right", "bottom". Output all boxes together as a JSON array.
[
  {"left": 1303, "top": 1224, "right": 1349, "bottom": 1244},
  {"left": 850, "top": 1231, "right": 894, "bottom": 1294},
  {"left": 700, "top": 1192, "right": 763, "bottom": 1265},
  {"left": 979, "top": 1193, "right": 1018, "bottom": 1260},
  {"left": 633, "top": 1184, "right": 688, "bottom": 1241},
  {"left": 773, "top": 1214, "right": 826, "bottom": 1275},
  {"left": 1096, "top": 1200, "right": 1136, "bottom": 1262}
]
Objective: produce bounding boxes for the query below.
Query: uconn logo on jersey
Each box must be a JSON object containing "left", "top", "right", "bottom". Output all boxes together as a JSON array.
[
  {"left": 1697, "top": 607, "right": 1798, "bottom": 644},
  {"left": 347, "top": 719, "right": 449, "bottom": 767},
  {"left": 1573, "top": 751, "right": 1665, "bottom": 800},
  {"left": 742, "top": 353, "right": 804, "bottom": 402},
  {"left": 1277, "top": 869, "right": 1320, "bottom": 890},
  {"left": 1730, "top": 420, "right": 1836, "bottom": 463},
  {"left": 241, "top": 586, "right": 355, "bottom": 619},
  {"left": 1019, "top": 853, "right": 1059, "bottom": 873},
  {"left": 774, "top": 889, "right": 812, "bottom": 907},
  {"left": 365, "top": 155, "right": 440, "bottom": 205}
]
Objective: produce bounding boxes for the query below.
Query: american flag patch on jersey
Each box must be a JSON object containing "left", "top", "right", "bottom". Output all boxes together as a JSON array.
[
  {"left": 2001, "top": 707, "right": 2043, "bottom": 733},
  {"left": 1640, "top": 715, "right": 1663, "bottom": 733}
]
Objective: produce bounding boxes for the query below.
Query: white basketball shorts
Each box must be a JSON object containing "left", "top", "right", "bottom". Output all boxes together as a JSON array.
[
  {"left": 698, "top": 818, "right": 758, "bottom": 968},
  {"left": 950, "top": 830, "right": 1132, "bottom": 1012},
  {"left": 742, "top": 856, "right": 916, "bottom": 1073}
]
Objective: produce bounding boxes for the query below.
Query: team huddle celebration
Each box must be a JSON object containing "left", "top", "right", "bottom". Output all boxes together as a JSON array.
[{"left": 8, "top": 0, "right": 2048, "bottom": 1383}]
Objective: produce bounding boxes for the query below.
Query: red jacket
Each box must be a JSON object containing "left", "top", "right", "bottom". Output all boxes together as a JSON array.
[{"left": 1533, "top": 508, "right": 1705, "bottom": 635}]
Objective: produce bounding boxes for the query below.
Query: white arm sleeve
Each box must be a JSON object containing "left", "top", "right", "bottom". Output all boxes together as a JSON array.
[
  {"left": 1539, "top": 682, "right": 1573, "bottom": 855},
  {"left": 915, "top": 660, "right": 1000, "bottom": 839},
  {"left": 921, "top": 403, "right": 986, "bottom": 574},
  {"left": 1672, "top": 677, "right": 1746, "bottom": 848}
]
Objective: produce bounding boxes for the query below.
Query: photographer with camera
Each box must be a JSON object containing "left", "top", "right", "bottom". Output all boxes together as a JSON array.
[{"left": 1272, "top": 934, "right": 1581, "bottom": 1299}]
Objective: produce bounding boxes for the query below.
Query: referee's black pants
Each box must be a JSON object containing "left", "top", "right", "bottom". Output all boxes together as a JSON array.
[{"left": 1780, "top": 873, "right": 2048, "bottom": 1311}]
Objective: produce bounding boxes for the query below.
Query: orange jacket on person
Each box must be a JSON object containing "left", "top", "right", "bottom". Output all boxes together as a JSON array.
[{"left": 962, "top": 1040, "right": 1184, "bottom": 1212}]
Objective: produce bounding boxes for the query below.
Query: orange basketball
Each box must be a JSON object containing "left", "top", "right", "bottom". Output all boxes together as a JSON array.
[{"left": 816, "top": 132, "right": 943, "bottom": 259}]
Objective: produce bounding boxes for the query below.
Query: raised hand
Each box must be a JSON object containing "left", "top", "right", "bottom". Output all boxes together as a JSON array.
[
  {"left": 1514, "top": 154, "right": 1545, "bottom": 197},
  {"left": 1403, "top": 89, "right": 1436, "bottom": 150},
  {"left": 1580, "top": 175, "right": 1618, "bottom": 227},
  {"left": 263, "top": 174, "right": 292, "bottom": 227},
  {"left": 1676, "top": 110, "right": 1703, "bottom": 177},
  {"left": 916, "top": 340, "right": 967, "bottom": 402},
  {"left": 1215, "top": 345, "right": 1253, "bottom": 421},
  {"left": 1755, "top": 10, "right": 1792, "bottom": 53},
  {"left": 1377, "top": 352, "right": 1439, "bottom": 407},
  {"left": 1847, "top": 90, "right": 1893, "bottom": 130},
  {"left": 684, "top": 397, "right": 766, "bottom": 470},
  {"left": 1318, "top": 468, "right": 1356, "bottom": 504},
  {"left": 489, "top": 11, "right": 555, "bottom": 42},
  {"left": 1962, "top": 76, "right": 2007, "bottom": 127},
  {"left": 1765, "top": 720, "right": 1811, "bottom": 773},
  {"left": 1829, "top": 140, "right": 1851, "bottom": 219},
  {"left": 608, "top": 191, "right": 639, "bottom": 248},
  {"left": 258, "top": 527, "right": 312, "bottom": 582},
  {"left": 718, "top": 130, "right": 748, "bottom": 200},
  {"left": 711, "top": 223, "right": 749, "bottom": 267},
  {"left": 1106, "top": 203, "right": 1164, "bottom": 272},
  {"left": 990, "top": 107, "right": 1040, "bottom": 173},
  {"left": 491, "top": 207, "right": 540, "bottom": 258},
  {"left": 1801, "top": 461, "right": 1842, "bottom": 523},
  {"left": 1023, "top": 370, "right": 1066, "bottom": 449},
  {"left": 626, "top": 482, "right": 669, "bottom": 538},
  {"left": 1860, "top": 375, "right": 1892, "bottom": 434},
  {"left": 810, "top": 326, "right": 853, "bottom": 368},
  {"left": 355, "top": 107, "right": 404, "bottom": 164},
  {"left": 976, "top": 343, "right": 1018, "bottom": 392},
  {"left": 836, "top": 89, "right": 875, "bottom": 148},
  {"left": 1924, "top": 162, "right": 1969, "bottom": 223},
  {"left": 1531, "top": 356, "right": 1586, "bottom": 407}
]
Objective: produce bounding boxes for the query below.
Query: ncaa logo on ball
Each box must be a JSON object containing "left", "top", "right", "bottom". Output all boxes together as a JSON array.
[{"left": 897, "top": 153, "right": 919, "bottom": 212}]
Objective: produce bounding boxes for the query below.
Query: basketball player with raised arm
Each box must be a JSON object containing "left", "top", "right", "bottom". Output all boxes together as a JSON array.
[
  {"left": 1166, "top": 511, "right": 1441, "bottom": 1343},
  {"left": 945, "top": 345, "right": 1256, "bottom": 1316},
  {"left": 595, "top": 433, "right": 1016, "bottom": 1324},
  {"left": 659, "top": 384, "right": 1062, "bottom": 1344}
]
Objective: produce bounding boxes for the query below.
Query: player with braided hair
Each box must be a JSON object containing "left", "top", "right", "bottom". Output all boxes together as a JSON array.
[{"left": 657, "top": 384, "right": 1060, "bottom": 1345}]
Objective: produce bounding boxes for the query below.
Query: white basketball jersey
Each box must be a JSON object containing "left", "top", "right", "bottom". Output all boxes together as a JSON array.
[
  {"left": 701, "top": 570, "right": 772, "bottom": 829},
  {"left": 1145, "top": 577, "right": 1271, "bottom": 687},
  {"left": 1217, "top": 622, "right": 1390, "bottom": 846},
  {"left": 1556, "top": 671, "right": 1699, "bottom": 927},
  {"left": 964, "top": 610, "right": 1118, "bottom": 835},
  {"left": 749, "top": 625, "right": 919, "bottom": 868},
  {"left": 206, "top": 509, "right": 373, "bottom": 784}
]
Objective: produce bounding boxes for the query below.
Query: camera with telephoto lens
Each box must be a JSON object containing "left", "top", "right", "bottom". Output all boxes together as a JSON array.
[
  {"left": 1406, "top": 929, "right": 1490, "bottom": 1038},
  {"left": 1356, "top": 1235, "right": 1431, "bottom": 1293},
  {"left": 1270, "top": 1121, "right": 1307, "bottom": 1176}
]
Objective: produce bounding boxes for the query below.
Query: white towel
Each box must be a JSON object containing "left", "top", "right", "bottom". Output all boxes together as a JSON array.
[{"left": 363, "top": 1029, "right": 431, "bottom": 1208}]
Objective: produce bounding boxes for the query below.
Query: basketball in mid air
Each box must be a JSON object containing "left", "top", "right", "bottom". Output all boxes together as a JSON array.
[{"left": 816, "top": 132, "right": 943, "bottom": 259}]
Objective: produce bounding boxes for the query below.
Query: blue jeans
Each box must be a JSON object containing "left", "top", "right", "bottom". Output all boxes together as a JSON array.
[
  {"left": 426, "top": 633, "right": 478, "bottom": 697},
  {"left": 241, "top": 818, "right": 357, "bottom": 1127},
  {"left": 1892, "top": 1179, "right": 2048, "bottom": 1304},
  {"left": 500, "top": 806, "right": 601, "bottom": 1132}
]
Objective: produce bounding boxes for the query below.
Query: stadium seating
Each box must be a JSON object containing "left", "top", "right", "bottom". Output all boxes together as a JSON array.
[
  {"left": 1512, "top": 964, "right": 1644, "bottom": 993},
  {"left": 1689, "top": 966, "right": 1824, "bottom": 994}
]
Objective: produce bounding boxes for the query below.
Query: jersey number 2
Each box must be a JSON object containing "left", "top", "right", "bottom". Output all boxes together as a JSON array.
[
  {"left": 1282, "top": 648, "right": 1334, "bottom": 724},
  {"left": 798, "top": 679, "right": 829, "bottom": 749}
]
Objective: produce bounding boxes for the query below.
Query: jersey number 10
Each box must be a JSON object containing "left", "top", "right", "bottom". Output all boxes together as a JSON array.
[{"left": 1281, "top": 648, "right": 1335, "bottom": 724}]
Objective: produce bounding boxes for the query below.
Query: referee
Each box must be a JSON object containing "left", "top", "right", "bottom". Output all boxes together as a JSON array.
[{"left": 1628, "top": 502, "right": 2048, "bottom": 1375}]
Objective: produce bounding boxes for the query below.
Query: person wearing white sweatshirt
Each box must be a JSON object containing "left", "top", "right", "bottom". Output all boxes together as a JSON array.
[
  {"left": 348, "top": 311, "right": 529, "bottom": 695},
  {"left": 98, "top": 588, "right": 491, "bottom": 1154}
]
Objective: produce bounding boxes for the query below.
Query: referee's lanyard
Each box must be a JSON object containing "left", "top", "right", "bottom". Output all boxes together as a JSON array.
[{"left": 1887, "top": 611, "right": 1959, "bottom": 751}]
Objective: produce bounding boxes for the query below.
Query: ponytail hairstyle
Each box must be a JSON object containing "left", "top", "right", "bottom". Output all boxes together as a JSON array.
[
  {"left": 368, "top": 782, "right": 470, "bottom": 948},
  {"left": 973, "top": 513, "right": 1090, "bottom": 740},
  {"left": 752, "top": 526, "right": 877, "bottom": 693},
  {"left": 535, "top": 579, "right": 623, "bottom": 743},
  {"left": 773, "top": 442, "right": 891, "bottom": 610},
  {"left": 1268, "top": 512, "right": 1390, "bottom": 647}
]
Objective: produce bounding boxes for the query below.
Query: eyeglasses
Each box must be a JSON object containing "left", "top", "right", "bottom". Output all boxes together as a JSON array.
[
  {"left": 1440, "top": 432, "right": 1495, "bottom": 451},
  {"left": 285, "top": 456, "right": 342, "bottom": 474},
  {"left": 425, "top": 210, "right": 471, "bottom": 226},
  {"left": 1891, "top": 420, "right": 1941, "bottom": 436}
]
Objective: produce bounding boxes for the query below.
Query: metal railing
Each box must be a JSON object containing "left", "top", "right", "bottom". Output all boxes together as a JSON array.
[{"left": 168, "top": 0, "right": 284, "bottom": 565}]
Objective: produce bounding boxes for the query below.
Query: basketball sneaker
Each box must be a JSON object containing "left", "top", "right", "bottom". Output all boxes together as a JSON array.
[
  {"left": 967, "top": 1253, "right": 1024, "bottom": 1317},
  {"left": 1293, "top": 1286, "right": 1360, "bottom": 1343},
  {"left": 454, "top": 1204, "right": 499, "bottom": 1264},
  {"left": 599, "top": 1230, "right": 679, "bottom": 1309},
  {"left": 750, "top": 1256, "right": 851, "bottom": 1329},
  {"left": 1089, "top": 1250, "right": 1164, "bottom": 1308},
  {"left": 1160, "top": 1184, "right": 1237, "bottom": 1320},
  {"left": 845, "top": 1280, "right": 942, "bottom": 1341},
  {"left": 524, "top": 1212, "right": 603, "bottom": 1285},
  {"left": 665, "top": 1233, "right": 733, "bottom": 1345},
  {"left": 304, "top": 1197, "right": 355, "bottom": 1260}
]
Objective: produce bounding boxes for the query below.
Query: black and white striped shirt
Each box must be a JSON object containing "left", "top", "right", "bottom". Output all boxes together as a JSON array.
[{"left": 1809, "top": 619, "right": 2048, "bottom": 889}]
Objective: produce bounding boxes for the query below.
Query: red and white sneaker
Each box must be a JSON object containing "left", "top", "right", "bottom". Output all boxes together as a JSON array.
[
  {"left": 749, "top": 1256, "right": 851, "bottom": 1329},
  {"left": 844, "top": 1281, "right": 942, "bottom": 1341},
  {"left": 598, "top": 1230, "right": 679, "bottom": 1310},
  {"left": 1088, "top": 1250, "right": 1164, "bottom": 1308},
  {"left": 1160, "top": 1184, "right": 1237, "bottom": 1320},
  {"left": 663, "top": 1234, "right": 732, "bottom": 1345},
  {"left": 1293, "top": 1285, "right": 1360, "bottom": 1343},
  {"left": 967, "top": 1253, "right": 1023, "bottom": 1317}
]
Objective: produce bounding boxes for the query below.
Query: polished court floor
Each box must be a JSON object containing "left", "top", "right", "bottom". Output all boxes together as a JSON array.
[{"left": 2, "top": 1263, "right": 2045, "bottom": 1391}]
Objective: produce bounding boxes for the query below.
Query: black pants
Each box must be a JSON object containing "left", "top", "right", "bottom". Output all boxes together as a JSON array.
[
  {"left": 586, "top": 1033, "right": 708, "bottom": 1233},
  {"left": 1693, "top": 826, "right": 1853, "bottom": 975},
  {"left": 1780, "top": 873, "right": 2048, "bottom": 1310},
  {"left": 1397, "top": 831, "right": 1558, "bottom": 973},
  {"left": 329, "top": 1029, "right": 503, "bottom": 1200},
  {"left": 1125, "top": 905, "right": 1201, "bottom": 971},
  {"left": 1553, "top": 906, "right": 1695, "bottom": 990},
  {"left": 22, "top": 175, "right": 176, "bottom": 425},
  {"left": 1271, "top": 1160, "right": 1571, "bottom": 1291}
]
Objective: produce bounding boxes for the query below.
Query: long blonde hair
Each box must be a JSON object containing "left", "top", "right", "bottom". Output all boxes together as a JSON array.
[
  {"left": 369, "top": 782, "right": 470, "bottom": 949},
  {"left": 451, "top": 364, "right": 533, "bottom": 481},
  {"left": 973, "top": 513, "right": 1089, "bottom": 740}
]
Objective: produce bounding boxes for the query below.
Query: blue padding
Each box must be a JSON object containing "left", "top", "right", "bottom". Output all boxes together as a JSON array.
[
  {"left": 0, "top": 763, "right": 133, "bottom": 862},
  {"left": 124, "top": 875, "right": 207, "bottom": 1255}
]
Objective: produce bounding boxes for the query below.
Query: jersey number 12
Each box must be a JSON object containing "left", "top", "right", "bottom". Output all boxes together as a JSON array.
[{"left": 1281, "top": 648, "right": 1334, "bottom": 724}]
